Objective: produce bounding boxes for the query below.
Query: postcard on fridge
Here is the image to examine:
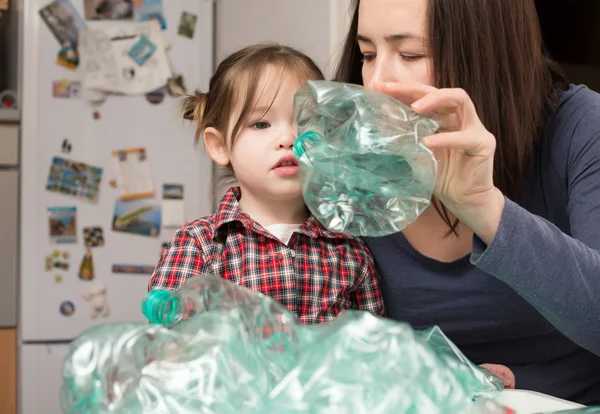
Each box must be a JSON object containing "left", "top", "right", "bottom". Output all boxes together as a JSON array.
[
  {"left": 84, "top": 0, "right": 134, "bottom": 20},
  {"left": 39, "top": 0, "right": 87, "bottom": 47},
  {"left": 112, "top": 198, "right": 161, "bottom": 237},
  {"left": 111, "top": 147, "right": 154, "bottom": 200},
  {"left": 162, "top": 183, "right": 185, "bottom": 228},
  {"left": 48, "top": 206, "right": 77, "bottom": 244},
  {"left": 46, "top": 156, "right": 103, "bottom": 202}
]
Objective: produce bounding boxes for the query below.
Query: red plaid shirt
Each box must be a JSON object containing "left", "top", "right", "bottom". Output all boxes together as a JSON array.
[{"left": 149, "top": 187, "right": 384, "bottom": 324}]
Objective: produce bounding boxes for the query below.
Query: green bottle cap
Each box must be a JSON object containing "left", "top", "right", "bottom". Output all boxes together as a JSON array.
[
  {"left": 142, "top": 290, "right": 180, "bottom": 326},
  {"left": 293, "top": 131, "right": 323, "bottom": 159}
]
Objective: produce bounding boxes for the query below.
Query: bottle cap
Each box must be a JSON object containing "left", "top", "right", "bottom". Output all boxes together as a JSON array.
[
  {"left": 142, "top": 290, "right": 180, "bottom": 325},
  {"left": 293, "top": 131, "right": 323, "bottom": 159}
]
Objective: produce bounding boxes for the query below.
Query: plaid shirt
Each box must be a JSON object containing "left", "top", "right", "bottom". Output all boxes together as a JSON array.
[{"left": 149, "top": 187, "right": 384, "bottom": 324}]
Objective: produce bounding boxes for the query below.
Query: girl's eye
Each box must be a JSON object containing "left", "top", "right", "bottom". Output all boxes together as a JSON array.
[{"left": 251, "top": 121, "right": 270, "bottom": 129}]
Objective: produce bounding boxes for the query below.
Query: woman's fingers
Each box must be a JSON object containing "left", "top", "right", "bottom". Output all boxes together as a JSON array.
[
  {"left": 480, "top": 364, "right": 516, "bottom": 390},
  {"left": 423, "top": 131, "right": 494, "bottom": 156},
  {"left": 372, "top": 81, "right": 438, "bottom": 105},
  {"left": 411, "top": 88, "right": 479, "bottom": 125}
]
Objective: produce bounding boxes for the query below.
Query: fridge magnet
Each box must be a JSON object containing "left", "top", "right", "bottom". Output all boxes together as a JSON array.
[
  {"left": 52, "top": 80, "right": 71, "bottom": 98},
  {"left": 39, "top": 0, "right": 87, "bottom": 47},
  {"left": 111, "top": 147, "right": 154, "bottom": 200},
  {"left": 70, "top": 81, "right": 82, "bottom": 98},
  {"left": 93, "top": 110, "right": 101, "bottom": 120},
  {"left": 112, "top": 264, "right": 155, "bottom": 274},
  {"left": 78, "top": 248, "right": 95, "bottom": 281},
  {"left": 47, "top": 206, "right": 77, "bottom": 244},
  {"left": 177, "top": 12, "right": 197, "bottom": 39},
  {"left": 167, "top": 74, "right": 186, "bottom": 96},
  {"left": 145, "top": 87, "right": 165, "bottom": 104},
  {"left": 112, "top": 198, "right": 161, "bottom": 237},
  {"left": 57, "top": 42, "right": 79, "bottom": 70},
  {"left": 128, "top": 34, "right": 156, "bottom": 66},
  {"left": 46, "top": 156, "right": 103, "bottom": 202},
  {"left": 45, "top": 256, "right": 53, "bottom": 271},
  {"left": 84, "top": 0, "right": 133, "bottom": 20},
  {"left": 46, "top": 250, "right": 71, "bottom": 271},
  {"left": 59, "top": 301, "right": 75, "bottom": 317},
  {"left": 109, "top": 179, "right": 117, "bottom": 188},
  {"left": 83, "top": 226, "right": 105, "bottom": 247},
  {"left": 134, "top": 0, "right": 166, "bottom": 30},
  {"left": 55, "top": 275, "right": 63, "bottom": 284},
  {"left": 162, "top": 184, "right": 185, "bottom": 228},
  {"left": 61, "top": 138, "right": 72, "bottom": 154},
  {"left": 81, "top": 283, "right": 110, "bottom": 318}
]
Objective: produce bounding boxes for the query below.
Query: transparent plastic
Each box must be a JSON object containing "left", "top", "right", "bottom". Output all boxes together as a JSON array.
[
  {"left": 293, "top": 80, "right": 439, "bottom": 237},
  {"left": 61, "top": 275, "right": 509, "bottom": 413}
]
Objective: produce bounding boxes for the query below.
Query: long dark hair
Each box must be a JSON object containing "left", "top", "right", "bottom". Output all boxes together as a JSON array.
[{"left": 334, "top": 0, "right": 568, "bottom": 234}]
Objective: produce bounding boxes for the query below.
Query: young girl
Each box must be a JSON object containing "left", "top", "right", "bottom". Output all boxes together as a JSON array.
[{"left": 148, "top": 43, "right": 385, "bottom": 324}]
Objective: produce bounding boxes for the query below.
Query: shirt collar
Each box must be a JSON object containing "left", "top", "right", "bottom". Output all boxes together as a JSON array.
[{"left": 213, "top": 187, "right": 352, "bottom": 241}]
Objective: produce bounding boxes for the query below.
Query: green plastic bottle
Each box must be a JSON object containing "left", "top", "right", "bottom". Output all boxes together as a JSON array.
[{"left": 293, "top": 80, "right": 439, "bottom": 237}]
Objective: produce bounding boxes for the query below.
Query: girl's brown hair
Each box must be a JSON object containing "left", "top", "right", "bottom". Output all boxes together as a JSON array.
[
  {"left": 182, "top": 43, "right": 324, "bottom": 150},
  {"left": 334, "top": 0, "right": 568, "bottom": 234}
]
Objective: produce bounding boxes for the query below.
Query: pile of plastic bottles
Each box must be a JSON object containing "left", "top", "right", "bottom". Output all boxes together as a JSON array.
[{"left": 60, "top": 275, "right": 508, "bottom": 413}]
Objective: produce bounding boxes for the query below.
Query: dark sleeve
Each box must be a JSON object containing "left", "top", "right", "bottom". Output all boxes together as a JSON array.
[
  {"left": 148, "top": 227, "right": 204, "bottom": 291},
  {"left": 470, "top": 107, "right": 600, "bottom": 356}
]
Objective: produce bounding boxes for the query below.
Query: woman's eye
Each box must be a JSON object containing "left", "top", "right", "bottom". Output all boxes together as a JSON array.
[
  {"left": 361, "top": 53, "right": 375, "bottom": 63},
  {"left": 400, "top": 54, "right": 424, "bottom": 62},
  {"left": 251, "top": 121, "right": 270, "bottom": 129}
]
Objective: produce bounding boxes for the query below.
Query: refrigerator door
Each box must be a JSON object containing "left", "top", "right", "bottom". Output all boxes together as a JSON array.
[
  {"left": 0, "top": 170, "right": 18, "bottom": 327},
  {"left": 20, "top": 0, "right": 214, "bottom": 342},
  {"left": 20, "top": 343, "right": 69, "bottom": 414}
]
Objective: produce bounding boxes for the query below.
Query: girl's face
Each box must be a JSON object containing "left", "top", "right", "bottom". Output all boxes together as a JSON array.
[
  {"left": 225, "top": 67, "right": 305, "bottom": 204},
  {"left": 357, "top": 0, "right": 433, "bottom": 89}
]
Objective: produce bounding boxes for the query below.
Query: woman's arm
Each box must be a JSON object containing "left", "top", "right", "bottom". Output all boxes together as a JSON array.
[
  {"left": 471, "top": 107, "right": 600, "bottom": 356},
  {"left": 375, "top": 81, "right": 600, "bottom": 356}
]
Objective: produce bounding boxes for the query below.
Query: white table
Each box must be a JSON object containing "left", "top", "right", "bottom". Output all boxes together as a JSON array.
[{"left": 497, "top": 390, "right": 585, "bottom": 413}]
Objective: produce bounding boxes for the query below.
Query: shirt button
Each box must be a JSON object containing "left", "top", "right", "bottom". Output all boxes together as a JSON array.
[
  {"left": 278, "top": 253, "right": 284, "bottom": 261},
  {"left": 290, "top": 250, "right": 295, "bottom": 258}
]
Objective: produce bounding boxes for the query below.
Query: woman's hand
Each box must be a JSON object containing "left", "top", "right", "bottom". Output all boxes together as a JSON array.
[
  {"left": 374, "top": 81, "right": 506, "bottom": 244},
  {"left": 480, "top": 363, "right": 516, "bottom": 389}
]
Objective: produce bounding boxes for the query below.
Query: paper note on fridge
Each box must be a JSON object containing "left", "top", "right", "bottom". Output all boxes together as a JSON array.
[{"left": 78, "top": 21, "right": 171, "bottom": 95}]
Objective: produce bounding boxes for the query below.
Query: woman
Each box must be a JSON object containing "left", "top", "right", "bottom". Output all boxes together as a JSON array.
[{"left": 334, "top": 0, "right": 600, "bottom": 405}]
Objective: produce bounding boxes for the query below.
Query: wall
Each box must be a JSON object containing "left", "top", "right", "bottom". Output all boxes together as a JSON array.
[{"left": 211, "top": 0, "right": 352, "bottom": 207}]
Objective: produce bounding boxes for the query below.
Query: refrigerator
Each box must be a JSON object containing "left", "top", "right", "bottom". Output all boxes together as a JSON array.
[{"left": 19, "top": 1, "right": 214, "bottom": 413}]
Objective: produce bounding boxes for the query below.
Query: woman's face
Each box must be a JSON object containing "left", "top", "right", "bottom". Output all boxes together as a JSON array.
[{"left": 357, "top": 0, "right": 433, "bottom": 89}]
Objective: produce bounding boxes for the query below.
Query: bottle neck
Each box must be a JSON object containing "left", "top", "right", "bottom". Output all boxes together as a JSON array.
[{"left": 142, "top": 290, "right": 180, "bottom": 325}]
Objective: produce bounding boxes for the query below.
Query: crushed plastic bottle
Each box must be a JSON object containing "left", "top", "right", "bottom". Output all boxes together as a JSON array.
[
  {"left": 61, "top": 274, "right": 509, "bottom": 414},
  {"left": 293, "top": 80, "right": 439, "bottom": 237}
]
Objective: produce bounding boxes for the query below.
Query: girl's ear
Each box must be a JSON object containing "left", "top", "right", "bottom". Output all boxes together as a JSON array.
[{"left": 204, "top": 127, "right": 230, "bottom": 166}]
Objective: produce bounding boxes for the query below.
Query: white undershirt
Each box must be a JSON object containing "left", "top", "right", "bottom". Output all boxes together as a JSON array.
[{"left": 265, "top": 223, "right": 301, "bottom": 244}]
